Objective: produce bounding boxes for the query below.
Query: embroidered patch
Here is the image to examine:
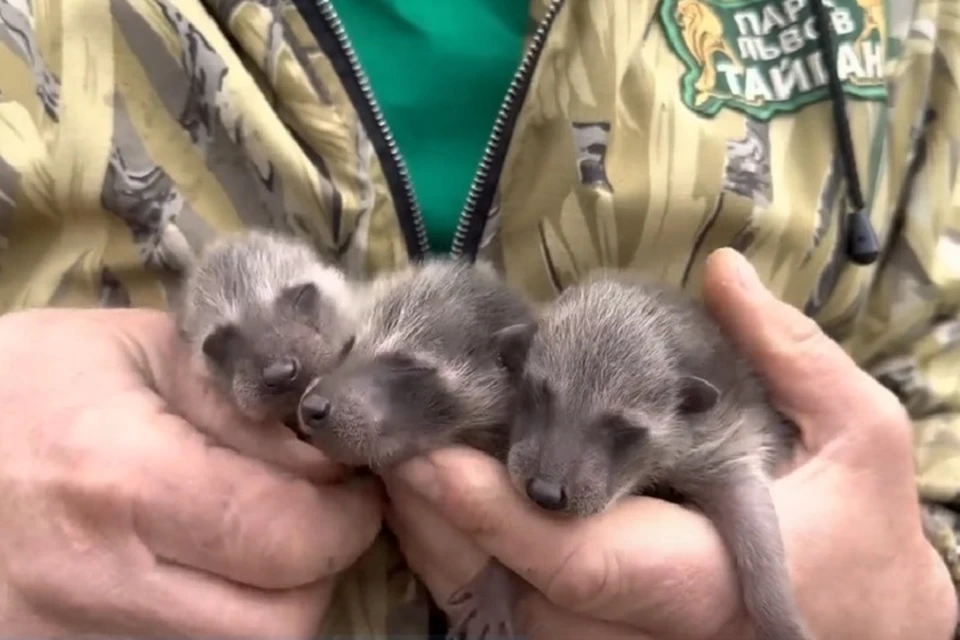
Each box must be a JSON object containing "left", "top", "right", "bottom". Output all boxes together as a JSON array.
[{"left": 658, "top": 0, "right": 887, "bottom": 120}]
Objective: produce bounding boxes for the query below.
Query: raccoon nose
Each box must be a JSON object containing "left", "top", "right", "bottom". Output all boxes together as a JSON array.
[
  {"left": 300, "top": 393, "right": 332, "bottom": 427},
  {"left": 262, "top": 358, "right": 299, "bottom": 389},
  {"left": 525, "top": 478, "right": 567, "bottom": 511}
]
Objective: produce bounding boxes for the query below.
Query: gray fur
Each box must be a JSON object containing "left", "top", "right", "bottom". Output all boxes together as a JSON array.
[
  {"left": 296, "top": 257, "right": 536, "bottom": 640},
  {"left": 175, "top": 228, "right": 359, "bottom": 426},
  {"left": 497, "top": 271, "right": 811, "bottom": 640},
  {"left": 297, "top": 257, "right": 536, "bottom": 469}
]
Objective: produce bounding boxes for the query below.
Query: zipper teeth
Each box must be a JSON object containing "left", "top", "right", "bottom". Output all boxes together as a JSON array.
[
  {"left": 450, "top": 0, "right": 565, "bottom": 259},
  {"left": 317, "top": 0, "right": 431, "bottom": 258}
]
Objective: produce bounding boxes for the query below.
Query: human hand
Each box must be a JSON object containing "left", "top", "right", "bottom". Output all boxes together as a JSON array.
[
  {"left": 0, "top": 308, "right": 382, "bottom": 637},
  {"left": 385, "top": 248, "right": 958, "bottom": 640}
]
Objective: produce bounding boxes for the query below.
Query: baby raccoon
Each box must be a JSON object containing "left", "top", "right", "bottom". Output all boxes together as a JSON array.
[
  {"left": 175, "top": 229, "right": 358, "bottom": 429},
  {"left": 494, "top": 272, "right": 810, "bottom": 640},
  {"left": 296, "top": 257, "right": 536, "bottom": 639},
  {"left": 296, "top": 257, "right": 535, "bottom": 468}
]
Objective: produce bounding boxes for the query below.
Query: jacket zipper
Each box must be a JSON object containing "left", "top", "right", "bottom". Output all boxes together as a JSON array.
[
  {"left": 305, "top": 0, "right": 565, "bottom": 261},
  {"left": 450, "top": 0, "right": 565, "bottom": 260},
  {"left": 309, "top": 0, "right": 431, "bottom": 260}
]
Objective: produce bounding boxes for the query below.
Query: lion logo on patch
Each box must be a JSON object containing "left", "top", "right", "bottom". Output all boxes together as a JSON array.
[
  {"left": 659, "top": 0, "right": 888, "bottom": 120},
  {"left": 675, "top": 0, "right": 744, "bottom": 107}
]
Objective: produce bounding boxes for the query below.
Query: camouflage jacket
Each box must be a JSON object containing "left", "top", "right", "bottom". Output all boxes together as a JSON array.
[{"left": 2, "top": 0, "right": 960, "bottom": 636}]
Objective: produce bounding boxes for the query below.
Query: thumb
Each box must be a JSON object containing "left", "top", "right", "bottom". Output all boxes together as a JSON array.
[{"left": 701, "top": 248, "right": 899, "bottom": 444}]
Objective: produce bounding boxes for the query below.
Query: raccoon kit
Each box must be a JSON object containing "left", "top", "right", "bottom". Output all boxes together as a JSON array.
[
  {"left": 296, "top": 257, "right": 537, "bottom": 639},
  {"left": 175, "top": 229, "right": 358, "bottom": 430},
  {"left": 492, "top": 272, "right": 810, "bottom": 640}
]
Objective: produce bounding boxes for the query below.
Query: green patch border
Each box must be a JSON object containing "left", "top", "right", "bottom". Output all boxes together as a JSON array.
[{"left": 657, "top": 0, "right": 888, "bottom": 121}]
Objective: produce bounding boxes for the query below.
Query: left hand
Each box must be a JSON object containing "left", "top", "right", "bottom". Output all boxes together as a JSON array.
[{"left": 384, "top": 248, "right": 958, "bottom": 640}]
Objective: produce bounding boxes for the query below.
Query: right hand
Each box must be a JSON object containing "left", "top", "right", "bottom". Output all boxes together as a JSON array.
[
  {"left": 385, "top": 249, "right": 956, "bottom": 640},
  {"left": 0, "top": 308, "right": 383, "bottom": 638}
]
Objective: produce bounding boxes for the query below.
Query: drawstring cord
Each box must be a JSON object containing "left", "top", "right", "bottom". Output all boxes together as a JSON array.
[{"left": 808, "top": 0, "right": 881, "bottom": 266}]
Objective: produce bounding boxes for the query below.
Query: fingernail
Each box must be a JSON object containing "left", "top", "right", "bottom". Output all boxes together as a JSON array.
[
  {"left": 734, "top": 253, "right": 763, "bottom": 293},
  {"left": 394, "top": 458, "right": 442, "bottom": 504}
]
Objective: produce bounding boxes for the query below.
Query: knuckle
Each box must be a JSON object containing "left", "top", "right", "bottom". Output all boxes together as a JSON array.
[
  {"left": 761, "top": 312, "right": 838, "bottom": 375},
  {"left": 257, "top": 480, "right": 380, "bottom": 586},
  {"left": 281, "top": 533, "right": 344, "bottom": 584},
  {"left": 779, "top": 312, "right": 825, "bottom": 351},
  {"left": 543, "top": 540, "right": 617, "bottom": 610},
  {"left": 256, "top": 486, "right": 335, "bottom": 586},
  {"left": 860, "top": 387, "right": 913, "bottom": 457},
  {"left": 262, "top": 536, "right": 318, "bottom": 587},
  {"left": 441, "top": 470, "right": 505, "bottom": 540}
]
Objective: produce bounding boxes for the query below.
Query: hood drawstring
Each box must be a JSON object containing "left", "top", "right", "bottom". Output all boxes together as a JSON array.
[{"left": 808, "top": 0, "right": 880, "bottom": 266}]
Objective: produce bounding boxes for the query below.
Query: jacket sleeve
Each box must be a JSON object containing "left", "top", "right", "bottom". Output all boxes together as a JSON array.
[
  {"left": 846, "top": 25, "right": 960, "bottom": 633},
  {"left": 875, "top": 330, "right": 960, "bottom": 640},
  {"left": 0, "top": 3, "right": 140, "bottom": 313},
  {"left": 0, "top": 0, "right": 222, "bottom": 314}
]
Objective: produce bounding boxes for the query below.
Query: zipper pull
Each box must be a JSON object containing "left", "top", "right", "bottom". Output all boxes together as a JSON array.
[{"left": 845, "top": 207, "right": 880, "bottom": 265}]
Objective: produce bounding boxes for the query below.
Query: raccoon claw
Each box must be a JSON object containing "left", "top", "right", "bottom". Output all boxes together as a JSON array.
[
  {"left": 447, "top": 587, "right": 473, "bottom": 607},
  {"left": 444, "top": 561, "right": 518, "bottom": 640},
  {"left": 445, "top": 598, "right": 514, "bottom": 640}
]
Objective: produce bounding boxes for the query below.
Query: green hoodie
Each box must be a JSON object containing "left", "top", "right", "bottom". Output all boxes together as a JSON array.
[
  {"left": 1, "top": 0, "right": 959, "bottom": 636},
  {"left": 333, "top": 0, "right": 529, "bottom": 253}
]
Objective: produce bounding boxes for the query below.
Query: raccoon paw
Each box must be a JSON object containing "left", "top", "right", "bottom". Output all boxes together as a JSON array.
[{"left": 444, "top": 561, "right": 518, "bottom": 640}]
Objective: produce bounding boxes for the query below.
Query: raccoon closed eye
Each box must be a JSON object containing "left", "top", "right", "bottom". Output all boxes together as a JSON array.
[
  {"left": 379, "top": 352, "right": 435, "bottom": 375},
  {"left": 602, "top": 413, "right": 649, "bottom": 450},
  {"left": 516, "top": 375, "right": 552, "bottom": 418},
  {"left": 338, "top": 336, "right": 356, "bottom": 362},
  {"left": 201, "top": 323, "right": 243, "bottom": 367}
]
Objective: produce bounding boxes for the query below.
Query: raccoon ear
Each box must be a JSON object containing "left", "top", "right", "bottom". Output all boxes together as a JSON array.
[
  {"left": 201, "top": 323, "right": 241, "bottom": 366},
  {"left": 495, "top": 322, "right": 538, "bottom": 373},
  {"left": 280, "top": 282, "right": 322, "bottom": 317},
  {"left": 678, "top": 375, "right": 720, "bottom": 414}
]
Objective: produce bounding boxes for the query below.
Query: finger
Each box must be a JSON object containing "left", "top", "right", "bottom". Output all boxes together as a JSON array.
[
  {"left": 0, "top": 603, "right": 78, "bottom": 636},
  {"left": 30, "top": 552, "right": 333, "bottom": 639},
  {"left": 195, "top": 407, "right": 349, "bottom": 485},
  {"left": 169, "top": 351, "right": 349, "bottom": 484},
  {"left": 517, "top": 589, "right": 661, "bottom": 640},
  {"left": 112, "top": 309, "right": 350, "bottom": 483},
  {"left": 389, "top": 447, "right": 743, "bottom": 637},
  {"left": 701, "top": 248, "right": 907, "bottom": 444},
  {"left": 387, "top": 485, "right": 659, "bottom": 640},
  {"left": 128, "top": 407, "right": 383, "bottom": 589},
  {"left": 137, "top": 562, "right": 331, "bottom": 638},
  {"left": 385, "top": 479, "right": 491, "bottom": 601}
]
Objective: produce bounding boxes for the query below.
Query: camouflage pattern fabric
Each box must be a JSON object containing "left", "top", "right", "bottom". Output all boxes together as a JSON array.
[{"left": 1, "top": 0, "right": 959, "bottom": 636}]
